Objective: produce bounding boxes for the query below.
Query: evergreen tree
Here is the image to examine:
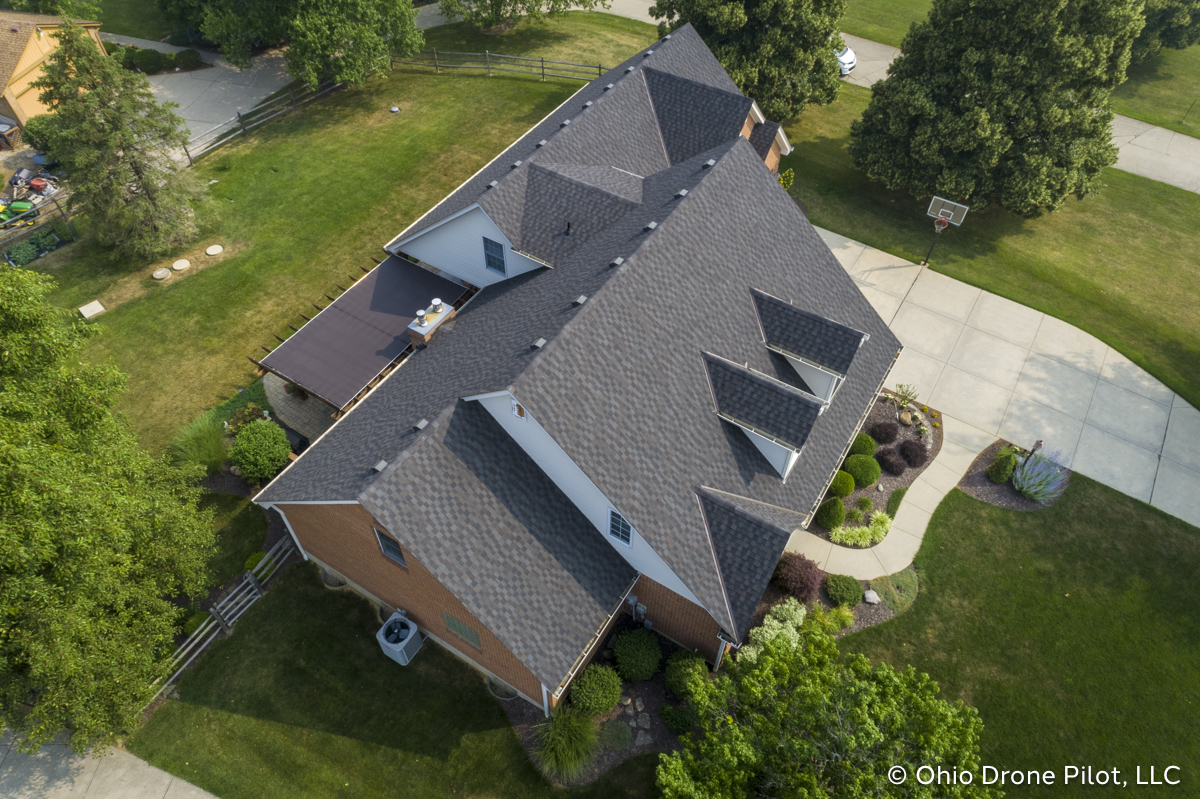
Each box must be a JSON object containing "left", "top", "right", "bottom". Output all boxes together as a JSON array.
[
  {"left": 848, "top": 0, "right": 1144, "bottom": 217},
  {"left": 0, "top": 269, "right": 215, "bottom": 753},
  {"left": 33, "top": 22, "right": 201, "bottom": 259},
  {"left": 437, "top": 0, "right": 609, "bottom": 31},
  {"left": 1132, "top": 0, "right": 1200, "bottom": 63},
  {"left": 651, "top": 0, "right": 845, "bottom": 120}
]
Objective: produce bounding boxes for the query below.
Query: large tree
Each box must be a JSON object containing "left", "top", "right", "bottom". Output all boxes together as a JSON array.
[
  {"left": 848, "top": 0, "right": 1144, "bottom": 217},
  {"left": 657, "top": 600, "right": 1000, "bottom": 798},
  {"left": 650, "top": 0, "right": 845, "bottom": 121},
  {"left": 437, "top": 0, "right": 609, "bottom": 31},
  {"left": 33, "top": 22, "right": 201, "bottom": 259},
  {"left": 1132, "top": 0, "right": 1200, "bottom": 63},
  {"left": 286, "top": 0, "right": 423, "bottom": 88},
  {"left": 0, "top": 269, "right": 215, "bottom": 753}
]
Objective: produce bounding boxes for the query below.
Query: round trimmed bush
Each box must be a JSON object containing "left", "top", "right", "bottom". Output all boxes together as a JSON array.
[
  {"left": 987, "top": 449, "right": 1018, "bottom": 484},
  {"left": 160, "top": 51, "right": 177, "bottom": 71},
  {"left": 876, "top": 447, "right": 907, "bottom": 476},
  {"left": 663, "top": 650, "right": 706, "bottom": 700},
  {"left": 899, "top": 439, "right": 928, "bottom": 467},
  {"left": 176, "top": 48, "right": 203, "bottom": 69},
  {"left": 824, "top": 574, "right": 863, "bottom": 607},
  {"left": 772, "top": 552, "right": 823, "bottom": 603},
  {"left": 815, "top": 497, "right": 845, "bottom": 529},
  {"left": 570, "top": 664, "right": 621, "bottom": 716},
  {"left": 849, "top": 432, "right": 877, "bottom": 457},
  {"left": 868, "top": 420, "right": 899, "bottom": 444},
  {"left": 132, "top": 47, "right": 163, "bottom": 73},
  {"left": 230, "top": 419, "right": 291, "bottom": 484},
  {"left": 613, "top": 628, "right": 661, "bottom": 682},
  {"left": 829, "top": 469, "right": 854, "bottom": 497},
  {"left": 844, "top": 453, "right": 881, "bottom": 487}
]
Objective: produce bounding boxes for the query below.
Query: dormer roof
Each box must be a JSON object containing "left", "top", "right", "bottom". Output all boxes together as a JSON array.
[{"left": 702, "top": 352, "right": 823, "bottom": 451}]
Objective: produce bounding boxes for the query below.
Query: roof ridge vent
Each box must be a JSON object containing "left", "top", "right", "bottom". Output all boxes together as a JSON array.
[
  {"left": 702, "top": 159, "right": 716, "bottom": 169},
  {"left": 609, "top": 256, "right": 624, "bottom": 268},
  {"left": 663, "top": 33, "right": 671, "bottom": 39},
  {"left": 573, "top": 295, "right": 588, "bottom": 306},
  {"left": 675, "top": 188, "right": 688, "bottom": 199},
  {"left": 560, "top": 119, "right": 571, "bottom": 127},
  {"left": 486, "top": 180, "right": 497, "bottom": 189},
  {"left": 583, "top": 100, "right": 593, "bottom": 108},
  {"left": 414, "top": 418, "right": 428, "bottom": 431},
  {"left": 531, "top": 338, "right": 547, "bottom": 349},
  {"left": 604, "top": 83, "right": 614, "bottom": 90},
  {"left": 511, "top": 160, "right": 522, "bottom": 169},
  {"left": 643, "top": 49, "right": 654, "bottom": 57},
  {"left": 372, "top": 460, "right": 389, "bottom": 473},
  {"left": 625, "top": 66, "right": 635, "bottom": 73},
  {"left": 643, "top": 221, "right": 658, "bottom": 232},
  {"left": 536, "top": 139, "right": 547, "bottom": 147}
]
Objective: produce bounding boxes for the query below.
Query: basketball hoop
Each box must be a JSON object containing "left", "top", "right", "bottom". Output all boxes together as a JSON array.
[{"left": 934, "top": 216, "right": 949, "bottom": 233}]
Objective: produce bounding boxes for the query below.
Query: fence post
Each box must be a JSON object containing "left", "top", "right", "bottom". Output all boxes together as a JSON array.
[
  {"left": 541, "top": 57, "right": 545, "bottom": 81},
  {"left": 288, "top": 85, "right": 297, "bottom": 111},
  {"left": 51, "top": 197, "right": 76, "bottom": 240},
  {"left": 210, "top": 605, "right": 232, "bottom": 634},
  {"left": 246, "top": 570, "right": 264, "bottom": 596},
  {"left": 237, "top": 110, "right": 248, "bottom": 135},
  {"left": 486, "top": 50, "right": 491, "bottom": 77},
  {"left": 433, "top": 48, "right": 439, "bottom": 73},
  {"left": 598, "top": 63, "right": 602, "bottom": 78},
  {"left": 183, "top": 143, "right": 193, "bottom": 167}
]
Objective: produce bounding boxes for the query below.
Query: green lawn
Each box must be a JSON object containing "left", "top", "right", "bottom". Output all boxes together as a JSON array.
[
  {"left": 200, "top": 493, "right": 269, "bottom": 587},
  {"left": 781, "top": 83, "right": 1200, "bottom": 410},
  {"left": 36, "top": 13, "right": 658, "bottom": 451},
  {"left": 129, "top": 563, "right": 658, "bottom": 799},
  {"left": 95, "top": 0, "right": 176, "bottom": 41},
  {"left": 844, "top": 479, "right": 1200, "bottom": 797},
  {"left": 841, "top": 0, "right": 927, "bottom": 48}
]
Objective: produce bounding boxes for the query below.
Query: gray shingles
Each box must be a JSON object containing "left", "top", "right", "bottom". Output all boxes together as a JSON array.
[
  {"left": 748, "top": 120, "right": 780, "bottom": 160},
  {"left": 702, "top": 352, "right": 823, "bottom": 449},
  {"left": 642, "top": 67, "right": 753, "bottom": 165},
  {"left": 752, "top": 288, "right": 866, "bottom": 375}
]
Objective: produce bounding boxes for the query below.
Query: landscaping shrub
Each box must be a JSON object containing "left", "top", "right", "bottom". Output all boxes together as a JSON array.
[
  {"left": 107, "top": 44, "right": 129, "bottom": 66},
  {"left": 664, "top": 650, "right": 706, "bottom": 700},
  {"left": 176, "top": 48, "right": 204, "bottom": 70},
  {"left": 824, "top": 574, "right": 863, "bottom": 607},
  {"left": 772, "top": 552, "right": 823, "bottom": 603},
  {"left": 887, "top": 486, "right": 907, "bottom": 516},
  {"left": 868, "top": 420, "right": 899, "bottom": 444},
  {"left": 846, "top": 508, "right": 862, "bottom": 524},
  {"left": 843, "top": 453, "right": 881, "bottom": 487},
  {"left": 777, "top": 168, "right": 794, "bottom": 191},
  {"left": 658, "top": 703, "right": 698, "bottom": 735},
  {"left": 891, "top": 383, "right": 919, "bottom": 408},
  {"left": 1012, "top": 450, "right": 1069, "bottom": 505},
  {"left": 898, "top": 439, "right": 928, "bottom": 467},
  {"left": 132, "top": 47, "right": 163, "bottom": 73},
  {"left": 829, "top": 605, "right": 855, "bottom": 629},
  {"left": 876, "top": 447, "right": 907, "bottom": 476},
  {"left": 161, "top": 51, "right": 177, "bottom": 71},
  {"left": 598, "top": 719, "right": 632, "bottom": 751},
  {"left": 182, "top": 611, "right": 210, "bottom": 636},
  {"left": 830, "top": 514, "right": 890, "bottom": 547},
  {"left": 229, "top": 401, "right": 269, "bottom": 433},
  {"left": 856, "top": 496, "right": 874, "bottom": 513},
  {"left": 869, "top": 511, "right": 892, "bottom": 537},
  {"left": 869, "top": 569, "right": 919, "bottom": 614},
  {"left": 848, "top": 432, "right": 877, "bottom": 457},
  {"left": 230, "top": 419, "right": 291, "bottom": 484},
  {"left": 22, "top": 114, "right": 57, "bottom": 152},
  {"left": 570, "top": 665, "right": 621, "bottom": 716},
  {"left": 5, "top": 241, "right": 38, "bottom": 266},
  {"left": 737, "top": 598, "right": 806, "bottom": 664},
  {"left": 49, "top": 217, "right": 75, "bottom": 243},
  {"left": 244, "top": 551, "right": 270, "bottom": 571},
  {"left": 613, "top": 628, "right": 661, "bottom": 682},
  {"left": 815, "top": 497, "right": 846, "bottom": 529},
  {"left": 32, "top": 232, "right": 58, "bottom": 251},
  {"left": 534, "top": 708, "right": 597, "bottom": 779},
  {"left": 829, "top": 470, "right": 854, "bottom": 497},
  {"left": 987, "top": 445, "right": 1021, "bottom": 484},
  {"left": 170, "top": 413, "right": 227, "bottom": 475}
]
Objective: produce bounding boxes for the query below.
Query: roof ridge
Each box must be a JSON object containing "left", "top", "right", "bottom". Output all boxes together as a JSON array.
[
  {"left": 701, "top": 351, "right": 826, "bottom": 408},
  {"left": 641, "top": 65, "right": 748, "bottom": 103},
  {"left": 531, "top": 163, "right": 642, "bottom": 205}
]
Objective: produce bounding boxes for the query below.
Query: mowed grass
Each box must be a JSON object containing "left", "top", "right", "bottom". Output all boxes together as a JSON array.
[
  {"left": 94, "top": 0, "right": 176, "bottom": 40},
  {"left": 200, "top": 493, "right": 268, "bottom": 587},
  {"left": 781, "top": 84, "right": 1200, "bottom": 410},
  {"left": 843, "top": 480, "right": 1200, "bottom": 797},
  {"left": 36, "top": 13, "right": 658, "bottom": 451},
  {"left": 839, "top": 0, "right": 1200, "bottom": 135},
  {"left": 128, "top": 564, "right": 658, "bottom": 799}
]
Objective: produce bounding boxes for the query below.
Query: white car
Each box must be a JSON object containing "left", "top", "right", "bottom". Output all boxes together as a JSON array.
[{"left": 837, "top": 45, "right": 857, "bottom": 76}]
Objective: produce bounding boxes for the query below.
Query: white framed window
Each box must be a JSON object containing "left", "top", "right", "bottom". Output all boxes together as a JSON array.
[
  {"left": 608, "top": 510, "right": 632, "bottom": 545},
  {"left": 374, "top": 528, "right": 407, "bottom": 567},
  {"left": 483, "top": 236, "right": 506, "bottom": 274}
]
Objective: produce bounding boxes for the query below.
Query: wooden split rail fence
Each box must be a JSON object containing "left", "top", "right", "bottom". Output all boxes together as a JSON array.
[
  {"left": 391, "top": 49, "right": 611, "bottom": 82},
  {"left": 150, "top": 534, "right": 297, "bottom": 701}
]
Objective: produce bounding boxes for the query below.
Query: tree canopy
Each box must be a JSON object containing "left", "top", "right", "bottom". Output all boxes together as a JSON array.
[
  {"left": 657, "top": 600, "right": 999, "bottom": 798},
  {"left": 651, "top": 0, "right": 845, "bottom": 121},
  {"left": 0, "top": 269, "right": 215, "bottom": 753},
  {"left": 33, "top": 22, "right": 201, "bottom": 259},
  {"left": 437, "top": 0, "right": 608, "bottom": 31},
  {"left": 1132, "top": 0, "right": 1200, "bottom": 63},
  {"left": 848, "top": 0, "right": 1144, "bottom": 217}
]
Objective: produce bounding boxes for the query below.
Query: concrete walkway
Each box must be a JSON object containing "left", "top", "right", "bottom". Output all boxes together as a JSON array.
[
  {"left": 0, "top": 731, "right": 215, "bottom": 799},
  {"left": 100, "top": 33, "right": 292, "bottom": 136},
  {"left": 787, "top": 229, "right": 1200, "bottom": 578},
  {"left": 839, "top": 33, "right": 1200, "bottom": 195}
]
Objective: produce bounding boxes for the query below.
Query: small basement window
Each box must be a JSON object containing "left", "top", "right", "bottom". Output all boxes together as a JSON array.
[
  {"left": 608, "top": 510, "right": 632, "bottom": 545},
  {"left": 443, "top": 612, "right": 482, "bottom": 649},
  {"left": 483, "top": 236, "right": 506, "bottom": 275},
  {"left": 375, "top": 528, "right": 407, "bottom": 567}
]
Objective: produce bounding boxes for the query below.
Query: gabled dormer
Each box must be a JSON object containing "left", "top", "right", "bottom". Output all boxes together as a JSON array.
[
  {"left": 751, "top": 288, "right": 868, "bottom": 403},
  {"left": 702, "top": 352, "right": 825, "bottom": 481}
]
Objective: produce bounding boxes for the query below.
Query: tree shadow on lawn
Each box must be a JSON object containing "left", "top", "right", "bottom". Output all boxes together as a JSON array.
[{"left": 164, "top": 562, "right": 515, "bottom": 762}]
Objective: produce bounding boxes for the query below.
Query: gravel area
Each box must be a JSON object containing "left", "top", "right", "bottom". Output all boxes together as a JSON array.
[{"left": 958, "top": 441, "right": 1070, "bottom": 511}]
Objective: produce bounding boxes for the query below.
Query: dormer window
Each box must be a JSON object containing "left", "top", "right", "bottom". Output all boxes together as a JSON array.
[{"left": 608, "top": 510, "right": 632, "bottom": 545}]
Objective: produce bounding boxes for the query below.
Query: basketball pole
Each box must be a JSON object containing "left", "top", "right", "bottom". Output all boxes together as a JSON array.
[{"left": 921, "top": 217, "right": 950, "bottom": 266}]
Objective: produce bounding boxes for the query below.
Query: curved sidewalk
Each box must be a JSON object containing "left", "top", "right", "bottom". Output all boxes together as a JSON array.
[{"left": 786, "top": 228, "right": 1200, "bottom": 579}]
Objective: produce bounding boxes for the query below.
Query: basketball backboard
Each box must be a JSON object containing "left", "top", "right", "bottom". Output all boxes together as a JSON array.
[{"left": 927, "top": 196, "right": 969, "bottom": 226}]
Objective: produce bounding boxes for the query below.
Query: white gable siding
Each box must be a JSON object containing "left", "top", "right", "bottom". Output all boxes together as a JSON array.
[
  {"left": 395, "top": 206, "right": 543, "bottom": 287},
  {"left": 784, "top": 355, "right": 839, "bottom": 401},
  {"left": 743, "top": 427, "right": 799, "bottom": 480},
  {"left": 473, "top": 391, "right": 704, "bottom": 607}
]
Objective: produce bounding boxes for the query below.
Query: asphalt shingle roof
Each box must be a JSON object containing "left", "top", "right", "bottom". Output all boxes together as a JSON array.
[
  {"left": 642, "top": 67, "right": 753, "bottom": 164},
  {"left": 752, "top": 288, "right": 866, "bottom": 375},
  {"left": 703, "top": 352, "right": 823, "bottom": 450},
  {"left": 748, "top": 120, "right": 780, "bottom": 160}
]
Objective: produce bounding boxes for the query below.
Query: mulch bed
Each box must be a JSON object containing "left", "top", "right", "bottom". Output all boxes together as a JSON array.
[
  {"left": 500, "top": 619, "right": 682, "bottom": 788},
  {"left": 747, "top": 572, "right": 909, "bottom": 640},
  {"left": 809, "top": 394, "right": 944, "bottom": 543},
  {"left": 958, "top": 440, "right": 1070, "bottom": 511}
]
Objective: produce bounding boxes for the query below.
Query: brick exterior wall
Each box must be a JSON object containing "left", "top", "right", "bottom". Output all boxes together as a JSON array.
[
  {"left": 276, "top": 502, "right": 545, "bottom": 705},
  {"left": 633, "top": 574, "right": 723, "bottom": 663}
]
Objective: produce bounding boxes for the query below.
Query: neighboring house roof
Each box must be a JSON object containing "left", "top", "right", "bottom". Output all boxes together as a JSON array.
[
  {"left": 261, "top": 26, "right": 902, "bottom": 679},
  {"left": 0, "top": 13, "right": 100, "bottom": 90},
  {"left": 703, "top": 352, "right": 823, "bottom": 450},
  {"left": 752, "top": 288, "right": 866, "bottom": 375}
]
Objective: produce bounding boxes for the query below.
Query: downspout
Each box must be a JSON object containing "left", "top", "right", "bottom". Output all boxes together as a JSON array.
[
  {"left": 259, "top": 503, "right": 309, "bottom": 561},
  {"left": 541, "top": 683, "right": 550, "bottom": 718}
]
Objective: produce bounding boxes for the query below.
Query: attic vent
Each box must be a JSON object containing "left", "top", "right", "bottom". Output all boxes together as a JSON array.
[
  {"left": 531, "top": 338, "right": 547, "bottom": 349},
  {"left": 573, "top": 295, "right": 588, "bottom": 306},
  {"left": 511, "top": 160, "right": 522, "bottom": 169},
  {"left": 625, "top": 66, "right": 635, "bottom": 73},
  {"left": 604, "top": 83, "right": 614, "bottom": 90},
  {"left": 643, "top": 221, "right": 658, "bottom": 232},
  {"left": 372, "top": 460, "right": 389, "bottom": 473},
  {"left": 536, "top": 139, "right": 547, "bottom": 147},
  {"left": 583, "top": 101, "right": 593, "bottom": 108},
  {"left": 511, "top": 399, "right": 526, "bottom": 419},
  {"left": 560, "top": 119, "right": 571, "bottom": 127},
  {"left": 675, "top": 189, "right": 688, "bottom": 199},
  {"left": 414, "top": 418, "right": 428, "bottom": 431},
  {"left": 644, "top": 50, "right": 654, "bottom": 57},
  {"left": 609, "top": 256, "right": 624, "bottom": 268},
  {"left": 486, "top": 180, "right": 498, "bottom": 189},
  {"left": 703, "top": 159, "right": 716, "bottom": 169},
  {"left": 663, "top": 34, "right": 672, "bottom": 39}
]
